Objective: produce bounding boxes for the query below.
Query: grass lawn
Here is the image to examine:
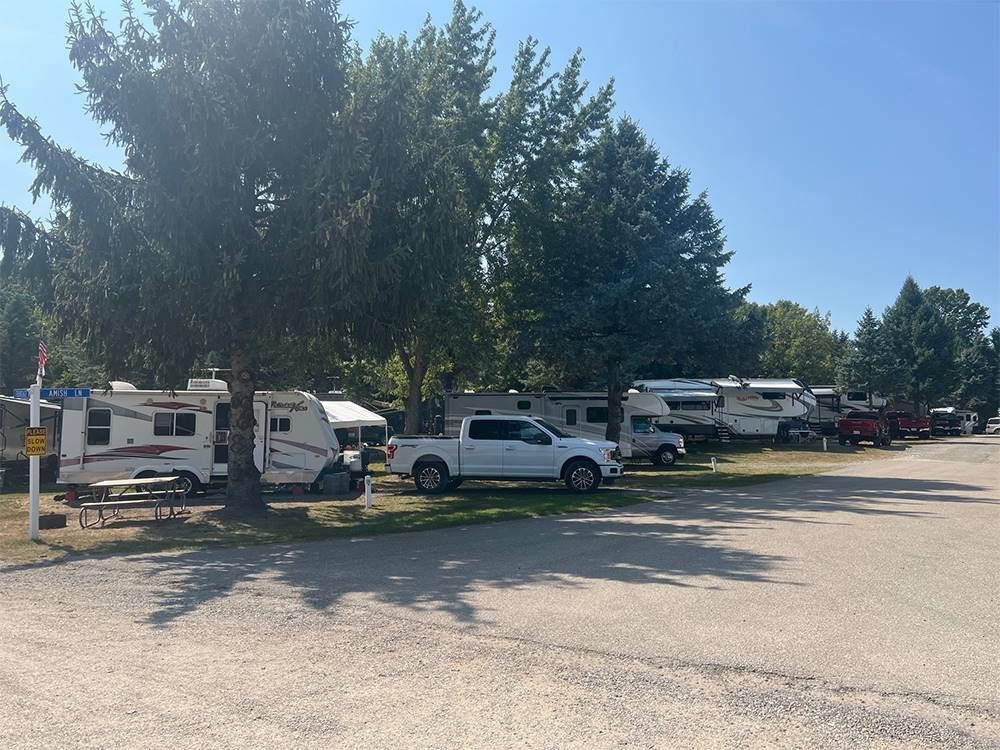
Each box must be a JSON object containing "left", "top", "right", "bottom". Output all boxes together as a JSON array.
[{"left": 0, "top": 438, "right": 906, "bottom": 564}]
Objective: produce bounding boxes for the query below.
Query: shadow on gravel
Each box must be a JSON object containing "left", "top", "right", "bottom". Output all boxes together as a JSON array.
[{"left": 131, "top": 474, "right": 992, "bottom": 629}]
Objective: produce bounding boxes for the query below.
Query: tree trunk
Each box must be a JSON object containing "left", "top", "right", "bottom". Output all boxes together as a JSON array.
[
  {"left": 605, "top": 358, "right": 623, "bottom": 443},
  {"left": 225, "top": 335, "right": 265, "bottom": 512},
  {"left": 400, "top": 342, "right": 428, "bottom": 435}
]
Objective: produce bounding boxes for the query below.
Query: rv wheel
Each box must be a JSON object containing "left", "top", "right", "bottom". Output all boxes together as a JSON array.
[
  {"left": 653, "top": 446, "right": 677, "bottom": 466},
  {"left": 174, "top": 472, "right": 201, "bottom": 498}
]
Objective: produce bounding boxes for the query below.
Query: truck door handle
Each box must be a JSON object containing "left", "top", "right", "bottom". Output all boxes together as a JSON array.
[
  {"left": 464, "top": 446, "right": 475, "bottom": 450},
  {"left": 504, "top": 446, "right": 515, "bottom": 451}
]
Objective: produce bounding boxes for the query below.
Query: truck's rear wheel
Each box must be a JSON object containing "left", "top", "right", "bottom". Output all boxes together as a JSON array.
[
  {"left": 653, "top": 446, "right": 677, "bottom": 466},
  {"left": 414, "top": 462, "right": 448, "bottom": 494},
  {"left": 564, "top": 460, "right": 600, "bottom": 493}
]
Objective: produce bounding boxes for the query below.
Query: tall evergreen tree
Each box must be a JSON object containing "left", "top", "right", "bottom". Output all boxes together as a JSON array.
[
  {"left": 837, "top": 307, "right": 891, "bottom": 399},
  {"left": 880, "top": 276, "right": 925, "bottom": 403},
  {"left": 910, "top": 303, "right": 956, "bottom": 407},
  {"left": 519, "top": 118, "right": 738, "bottom": 442},
  {"left": 0, "top": 1, "right": 372, "bottom": 512}
]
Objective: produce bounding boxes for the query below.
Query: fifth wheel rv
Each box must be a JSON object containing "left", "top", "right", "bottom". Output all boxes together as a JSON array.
[
  {"left": 634, "top": 377, "right": 817, "bottom": 440},
  {"left": 442, "top": 391, "right": 686, "bottom": 465},
  {"left": 57, "top": 379, "right": 340, "bottom": 495}
]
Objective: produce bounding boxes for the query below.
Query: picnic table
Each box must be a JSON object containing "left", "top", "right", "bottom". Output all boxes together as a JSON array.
[{"left": 79, "top": 476, "right": 187, "bottom": 529}]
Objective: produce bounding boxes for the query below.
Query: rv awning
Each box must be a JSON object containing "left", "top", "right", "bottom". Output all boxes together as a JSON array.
[
  {"left": 654, "top": 390, "right": 718, "bottom": 400},
  {"left": 321, "top": 400, "right": 387, "bottom": 430},
  {"left": 0, "top": 396, "right": 61, "bottom": 411}
]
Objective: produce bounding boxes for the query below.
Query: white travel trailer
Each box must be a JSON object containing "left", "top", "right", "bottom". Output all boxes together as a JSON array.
[
  {"left": 57, "top": 379, "right": 340, "bottom": 495},
  {"left": 0, "top": 395, "right": 61, "bottom": 467},
  {"left": 807, "top": 387, "right": 888, "bottom": 434},
  {"left": 634, "top": 377, "right": 817, "bottom": 439},
  {"left": 442, "top": 390, "right": 686, "bottom": 464}
]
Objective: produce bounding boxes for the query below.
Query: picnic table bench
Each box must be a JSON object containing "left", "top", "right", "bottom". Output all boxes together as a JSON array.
[{"left": 79, "top": 476, "right": 187, "bottom": 529}]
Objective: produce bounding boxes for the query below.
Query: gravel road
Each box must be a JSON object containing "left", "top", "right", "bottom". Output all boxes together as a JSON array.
[{"left": 2, "top": 436, "right": 998, "bottom": 749}]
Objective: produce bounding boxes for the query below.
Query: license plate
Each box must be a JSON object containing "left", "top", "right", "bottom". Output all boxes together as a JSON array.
[{"left": 852, "top": 430, "right": 860, "bottom": 434}]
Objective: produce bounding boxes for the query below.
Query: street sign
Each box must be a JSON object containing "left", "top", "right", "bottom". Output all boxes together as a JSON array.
[
  {"left": 12, "top": 387, "right": 91, "bottom": 400},
  {"left": 24, "top": 426, "right": 47, "bottom": 457}
]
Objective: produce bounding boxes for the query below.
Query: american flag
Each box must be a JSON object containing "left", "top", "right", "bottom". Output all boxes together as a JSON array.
[{"left": 37, "top": 339, "right": 48, "bottom": 378}]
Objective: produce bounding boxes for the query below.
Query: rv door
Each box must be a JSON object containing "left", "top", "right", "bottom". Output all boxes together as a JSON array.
[{"left": 212, "top": 401, "right": 267, "bottom": 477}]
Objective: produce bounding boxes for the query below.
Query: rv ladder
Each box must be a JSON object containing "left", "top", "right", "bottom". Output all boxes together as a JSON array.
[{"left": 715, "top": 423, "right": 732, "bottom": 443}]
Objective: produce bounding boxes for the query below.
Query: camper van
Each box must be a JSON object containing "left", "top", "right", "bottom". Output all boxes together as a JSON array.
[
  {"left": 634, "top": 377, "right": 817, "bottom": 440},
  {"left": 806, "top": 387, "right": 888, "bottom": 435},
  {"left": 0, "top": 395, "right": 61, "bottom": 476},
  {"left": 57, "top": 379, "right": 340, "bottom": 495},
  {"left": 442, "top": 391, "right": 686, "bottom": 465}
]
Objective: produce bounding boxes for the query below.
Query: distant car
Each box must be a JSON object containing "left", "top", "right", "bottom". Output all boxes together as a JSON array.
[
  {"left": 986, "top": 417, "right": 1000, "bottom": 435},
  {"left": 837, "top": 410, "right": 892, "bottom": 447},
  {"left": 884, "top": 410, "right": 930, "bottom": 440},
  {"left": 930, "top": 411, "right": 962, "bottom": 437}
]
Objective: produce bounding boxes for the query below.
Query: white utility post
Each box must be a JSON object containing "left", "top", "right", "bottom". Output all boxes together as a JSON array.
[
  {"left": 364, "top": 475, "right": 373, "bottom": 509},
  {"left": 711, "top": 456, "right": 718, "bottom": 473},
  {"left": 28, "top": 379, "right": 41, "bottom": 541}
]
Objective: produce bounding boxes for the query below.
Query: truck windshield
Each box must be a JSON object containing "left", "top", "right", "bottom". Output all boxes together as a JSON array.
[{"left": 532, "top": 418, "right": 571, "bottom": 438}]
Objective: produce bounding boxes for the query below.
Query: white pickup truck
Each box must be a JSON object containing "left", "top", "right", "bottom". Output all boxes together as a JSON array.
[{"left": 386, "top": 415, "right": 624, "bottom": 493}]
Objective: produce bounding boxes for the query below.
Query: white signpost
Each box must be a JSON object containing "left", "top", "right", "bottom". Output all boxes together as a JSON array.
[
  {"left": 12, "top": 380, "right": 90, "bottom": 541},
  {"left": 28, "top": 381, "right": 40, "bottom": 541}
]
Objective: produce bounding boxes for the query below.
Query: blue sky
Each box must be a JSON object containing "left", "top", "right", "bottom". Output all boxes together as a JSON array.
[{"left": 1, "top": 1, "right": 997, "bottom": 331}]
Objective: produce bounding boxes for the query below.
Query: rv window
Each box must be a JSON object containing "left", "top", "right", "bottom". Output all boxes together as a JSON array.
[
  {"left": 759, "top": 392, "right": 786, "bottom": 400},
  {"left": 153, "top": 413, "right": 174, "bottom": 436},
  {"left": 175, "top": 413, "right": 196, "bottom": 436},
  {"left": 681, "top": 401, "right": 711, "bottom": 411},
  {"left": 516, "top": 400, "right": 531, "bottom": 411},
  {"left": 846, "top": 391, "right": 867, "bottom": 402},
  {"left": 631, "top": 416, "right": 655, "bottom": 434},
  {"left": 586, "top": 407, "right": 608, "bottom": 423},
  {"left": 86, "top": 409, "right": 111, "bottom": 445},
  {"left": 468, "top": 419, "right": 504, "bottom": 440},
  {"left": 474, "top": 409, "right": 492, "bottom": 416},
  {"left": 665, "top": 401, "right": 681, "bottom": 411},
  {"left": 565, "top": 409, "right": 577, "bottom": 426},
  {"left": 505, "top": 420, "right": 551, "bottom": 445},
  {"left": 269, "top": 417, "right": 291, "bottom": 432}
]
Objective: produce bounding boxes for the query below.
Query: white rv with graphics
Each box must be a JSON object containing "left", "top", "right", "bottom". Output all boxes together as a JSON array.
[
  {"left": 634, "top": 377, "right": 817, "bottom": 439},
  {"left": 442, "top": 390, "right": 686, "bottom": 465},
  {"left": 57, "top": 379, "right": 340, "bottom": 495}
]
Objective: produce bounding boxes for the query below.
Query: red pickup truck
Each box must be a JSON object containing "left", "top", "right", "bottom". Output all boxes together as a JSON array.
[
  {"left": 837, "top": 411, "right": 892, "bottom": 447},
  {"left": 884, "top": 410, "right": 931, "bottom": 440}
]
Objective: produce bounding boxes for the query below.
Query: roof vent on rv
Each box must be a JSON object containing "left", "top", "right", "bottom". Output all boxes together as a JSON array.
[
  {"left": 508, "top": 389, "right": 519, "bottom": 394},
  {"left": 187, "top": 378, "right": 229, "bottom": 391},
  {"left": 109, "top": 381, "right": 137, "bottom": 390}
]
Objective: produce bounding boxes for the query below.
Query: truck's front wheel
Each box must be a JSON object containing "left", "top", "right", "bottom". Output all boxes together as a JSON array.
[
  {"left": 413, "top": 462, "right": 449, "bottom": 494},
  {"left": 653, "top": 446, "right": 678, "bottom": 466},
  {"left": 564, "top": 460, "right": 601, "bottom": 493}
]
